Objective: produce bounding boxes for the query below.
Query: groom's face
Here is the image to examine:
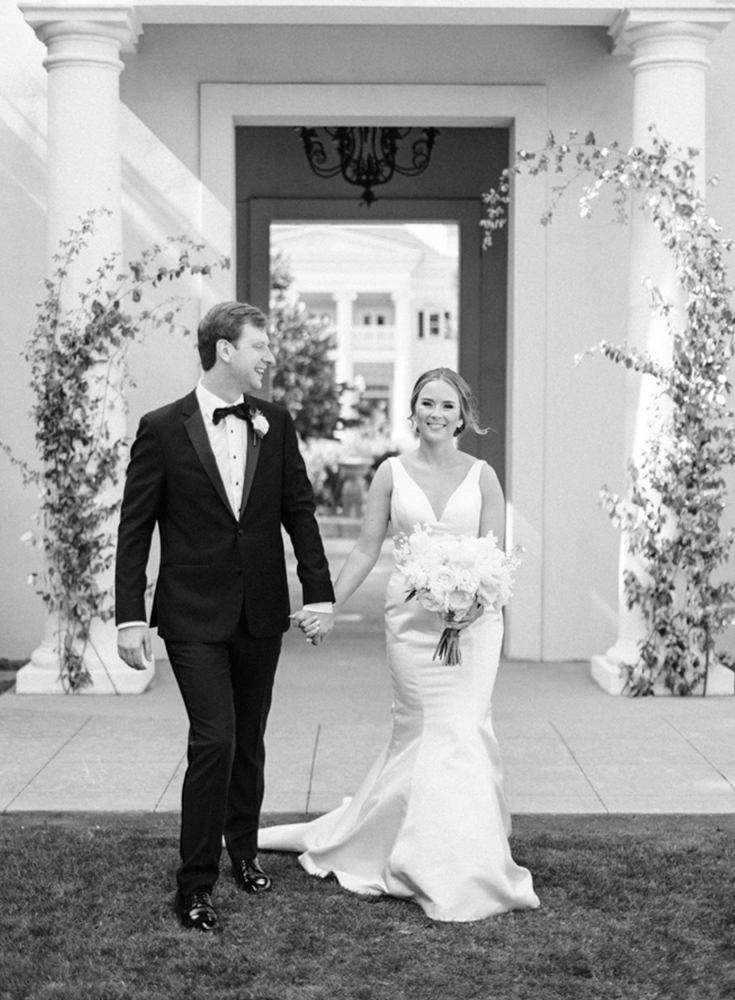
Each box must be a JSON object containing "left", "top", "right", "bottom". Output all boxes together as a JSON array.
[{"left": 228, "top": 322, "right": 275, "bottom": 392}]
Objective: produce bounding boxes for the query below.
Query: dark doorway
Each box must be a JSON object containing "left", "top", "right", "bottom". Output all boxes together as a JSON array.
[{"left": 235, "top": 127, "right": 508, "bottom": 483}]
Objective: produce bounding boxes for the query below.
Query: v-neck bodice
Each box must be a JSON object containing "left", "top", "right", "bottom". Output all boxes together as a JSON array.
[{"left": 388, "top": 456, "right": 484, "bottom": 538}]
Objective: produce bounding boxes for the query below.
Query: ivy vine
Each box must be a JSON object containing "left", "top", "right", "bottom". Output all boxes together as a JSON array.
[
  {"left": 4, "top": 211, "right": 229, "bottom": 691},
  {"left": 484, "top": 130, "right": 735, "bottom": 695}
]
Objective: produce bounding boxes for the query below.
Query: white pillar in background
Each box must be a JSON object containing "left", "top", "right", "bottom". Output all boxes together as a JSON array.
[
  {"left": 334, "top": 291, "right": 356, "bottom": 386},
  {"left": 592, "top": 9, "right": 733, "bottom": 695},
  {"left": 391, "top": 290, "right": 414, "bottom": 447},
  {"left": 17, "top": 4, "right": 151, "bottom": 694}
]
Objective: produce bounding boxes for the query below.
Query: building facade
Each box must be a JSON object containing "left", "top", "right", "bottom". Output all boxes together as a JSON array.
[
  {"left": 272, "top": 223, "right": 458, "bottom": 445},
  {"left": 1, "top": 0, "right": 734, "bottom": 690}
]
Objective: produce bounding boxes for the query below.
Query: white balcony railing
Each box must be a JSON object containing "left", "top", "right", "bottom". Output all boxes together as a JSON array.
[{"left": 350, "top": 324, "right": 396, "bottom": 351}]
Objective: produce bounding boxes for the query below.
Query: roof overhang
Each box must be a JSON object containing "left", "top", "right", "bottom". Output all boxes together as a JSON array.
[{"left": 127, "top": 0, "right": 731, "bottom": 29}]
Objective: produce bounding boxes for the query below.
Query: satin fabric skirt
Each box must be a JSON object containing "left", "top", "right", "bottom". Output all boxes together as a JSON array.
[{"left": 259, "top": 571, "right": 539, "bottom": 922}]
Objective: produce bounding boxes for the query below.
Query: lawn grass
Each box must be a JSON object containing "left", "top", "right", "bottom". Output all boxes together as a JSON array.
[{"left": 2, "top": 813, "right": 735, "bottom": 1000}]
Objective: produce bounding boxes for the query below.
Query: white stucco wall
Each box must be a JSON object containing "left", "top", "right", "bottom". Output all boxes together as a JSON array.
[
  {"left": 121, "top": 22, "right": 636, "bottom": 660},
  {"left": 1, "top": 9, "right": 733, "bottom": 662},
  {"left": 1, "top": 5, "right": 50, "bottom": 658},
  {"left": 0, "top": 4, "right": 225, "bottom": 659}
]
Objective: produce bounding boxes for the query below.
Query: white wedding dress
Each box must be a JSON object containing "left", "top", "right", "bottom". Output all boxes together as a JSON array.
[{"left": 259, "top": 457, "right": 539, "bottom": 922}]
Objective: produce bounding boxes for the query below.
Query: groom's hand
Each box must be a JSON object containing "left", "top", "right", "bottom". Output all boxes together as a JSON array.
[
  {"left": 291, "top": 609, "right": 334, "bottom": 646},
  {"left": 117, "top": 624, "right": 152, "bottom": 670},
  {"left": 310, "top": 610, "right": 334, "bottom": 645}
]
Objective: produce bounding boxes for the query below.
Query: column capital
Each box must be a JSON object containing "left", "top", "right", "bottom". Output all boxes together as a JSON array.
[
  {"left": 610, "top": 7, "right": 733, "bottom": 60},
  {"left": 20, "top": 3, "right": 142, "bottom": 58}
]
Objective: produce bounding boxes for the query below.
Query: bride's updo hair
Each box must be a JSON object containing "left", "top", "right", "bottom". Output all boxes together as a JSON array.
[{"left": 409, "top": 368, "right": 488, "bottom": 437}]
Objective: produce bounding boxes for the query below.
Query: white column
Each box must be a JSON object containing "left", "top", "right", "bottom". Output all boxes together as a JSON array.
[
  {"left": 334, "top": 292, "right": 356, "bottom": 385},
  {"left": 592, "top": 9, "right": 732, "bottom": 695},
  {"left": 391, "top": 290, "right": 414, "bottom": 447},
  {"left": 17, "top": 4, "right": 150, "bottom": 694},
  {"left": 22, "top": 4, "right": 140, "bottom": 261}
]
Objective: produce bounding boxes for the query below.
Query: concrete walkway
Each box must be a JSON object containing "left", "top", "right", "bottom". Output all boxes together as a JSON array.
[{"left": 1, "top": 537, "right": 735, "bottom": 816}]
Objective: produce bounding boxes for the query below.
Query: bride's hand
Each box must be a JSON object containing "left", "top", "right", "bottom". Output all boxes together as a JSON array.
[
  {"left": 453, "top": 600, "right": 484, "bottom": 631},
  {"left": 290, "top": 609, "right": 334, "bottom": 645}
]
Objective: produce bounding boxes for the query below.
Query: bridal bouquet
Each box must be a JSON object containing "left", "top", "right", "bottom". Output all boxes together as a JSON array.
[{"left": 394, "top": 525, "right": 520, "bottom": 666}]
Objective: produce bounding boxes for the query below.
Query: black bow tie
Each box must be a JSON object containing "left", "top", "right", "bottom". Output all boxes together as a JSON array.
[{"left": 212, "top": 402, "right": 250, "bottom": 426}]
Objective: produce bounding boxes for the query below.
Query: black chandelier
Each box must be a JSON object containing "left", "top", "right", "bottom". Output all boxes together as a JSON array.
[{"left": 296, "top": 126, "right": 440, "bottom": 206}]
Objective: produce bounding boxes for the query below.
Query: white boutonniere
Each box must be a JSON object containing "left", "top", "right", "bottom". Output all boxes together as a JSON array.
[{"left": 250, "top": 409, "right": 269, "bottom": 440}]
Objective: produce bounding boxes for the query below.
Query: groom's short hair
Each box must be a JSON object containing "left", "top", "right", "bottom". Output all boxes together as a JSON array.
[{"left": 198, "top": 301, "right": 268, "bottom": 371}]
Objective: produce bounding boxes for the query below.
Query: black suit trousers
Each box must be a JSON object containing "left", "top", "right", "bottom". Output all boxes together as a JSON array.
[{"left": 166, "top": 613, "right": 282, "bottom": 894}]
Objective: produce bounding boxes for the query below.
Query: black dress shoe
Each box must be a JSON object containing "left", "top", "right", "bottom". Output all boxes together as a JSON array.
[
  {"left": 232, "top": 857, "right": 272, "bottom": 894},
  {"left": 175, "top": 887, "right": 218, "bottom": 931}
]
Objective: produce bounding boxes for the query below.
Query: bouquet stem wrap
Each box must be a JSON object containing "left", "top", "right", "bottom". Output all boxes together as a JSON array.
[{"left": 433, "top": 618, "right": 464, "bottom": 666}]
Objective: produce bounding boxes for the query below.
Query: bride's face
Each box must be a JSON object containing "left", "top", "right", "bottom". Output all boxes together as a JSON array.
[{"left": 413, "top": 380, "right": 462, "bottom": 441}]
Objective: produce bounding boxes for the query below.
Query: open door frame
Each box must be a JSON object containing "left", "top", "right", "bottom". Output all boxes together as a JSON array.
[{"left": 241, "top": 197, "right": 508, "bottom": 487}]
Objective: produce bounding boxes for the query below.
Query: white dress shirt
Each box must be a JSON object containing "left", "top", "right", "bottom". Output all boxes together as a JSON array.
[{"left": 196, "top": 381, "right": 249, "bottom": 517}]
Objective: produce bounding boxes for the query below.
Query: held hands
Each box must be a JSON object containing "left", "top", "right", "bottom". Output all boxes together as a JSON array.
[
  {"left": 117, "top": 624, "right": 153, "bottom": 670},
  {"left": 290, "top": 609, "right": 335, "bottom": 646}
]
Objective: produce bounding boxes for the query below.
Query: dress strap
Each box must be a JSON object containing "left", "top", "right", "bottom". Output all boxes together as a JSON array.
[{"left": 469, "top": 458, "right": 485, "bottom": 483}]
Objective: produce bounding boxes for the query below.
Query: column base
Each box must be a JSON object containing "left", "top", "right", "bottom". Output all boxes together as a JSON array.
[
  {"left": 15, "top": 626, "right": 155, "bottom": 695},
  {"left": 590, "top": 653, "right": 628, "bottom": 695},
  {"left": 591, "top": 653, "right": 735, "bottom": 696}
]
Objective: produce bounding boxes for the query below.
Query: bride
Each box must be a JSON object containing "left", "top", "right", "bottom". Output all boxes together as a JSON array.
[{"left": 259, "top": 368, "right": 540, "bottom": 922}]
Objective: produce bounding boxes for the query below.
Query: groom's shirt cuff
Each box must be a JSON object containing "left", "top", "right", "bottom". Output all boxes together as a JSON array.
[{"left": 119, "top": 608, "right": 332, "bottom": 625}]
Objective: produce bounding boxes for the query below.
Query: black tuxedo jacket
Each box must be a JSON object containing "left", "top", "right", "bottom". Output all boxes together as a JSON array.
[{"left": 114, "top": 390, "right": 334, "bottom": 641}]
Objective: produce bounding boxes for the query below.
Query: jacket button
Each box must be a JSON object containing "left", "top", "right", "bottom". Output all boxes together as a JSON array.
[
  {"left": 234, "top": 567, "right": 242, "bottom": 575},
  {"left": 237, "top": 529, "right": 244, "bottom": 536}
]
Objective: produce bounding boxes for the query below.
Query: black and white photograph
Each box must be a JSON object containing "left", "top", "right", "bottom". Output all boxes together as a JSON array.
[{"left": 1, "top": 1, "right": 735, "bottom": 997}]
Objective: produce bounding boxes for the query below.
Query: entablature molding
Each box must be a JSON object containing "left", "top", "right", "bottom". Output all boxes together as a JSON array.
[
  {"left": 17, "top": 2, "right": 733, "bottom": 62},
  {"left": 610, "top": 5, "right": 734, "bottom": 53},
  {"left": 20, "top": 3, "right": 142, "bottom": 51},
  {"left": 15, "top": 0, "right": 735, "bottom": 30}
]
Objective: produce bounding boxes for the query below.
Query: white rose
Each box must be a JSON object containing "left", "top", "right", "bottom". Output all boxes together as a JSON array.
[
  {"left": 457, "top": 568, "right": 480, "bottom": 594},
  {"left": 427, "top": 565, "right": 458, "bottom": 598},
  {"left": 418, "top": 589, "right": 448, "bottom": 614},
  {"left": 447, "top": 588, "right": 476, "bottom": 615}
]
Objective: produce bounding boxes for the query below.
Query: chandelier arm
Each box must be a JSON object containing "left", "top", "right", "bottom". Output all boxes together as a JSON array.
[
  {"left": 296, "top": 126, "right": 440, "bottom": 206},
  {"left": 393, "top": 128, "right": 440, "bottom": 178},
  {"left": 298, "top": 127, "right": 344, "bottom": 179}
]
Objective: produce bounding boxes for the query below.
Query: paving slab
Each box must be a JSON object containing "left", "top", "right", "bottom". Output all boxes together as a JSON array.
[{"left": 1, "top": 535, "right": 734, "bottom": 815}]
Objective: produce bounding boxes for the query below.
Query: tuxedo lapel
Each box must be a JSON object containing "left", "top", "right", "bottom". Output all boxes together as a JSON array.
[
  {"left": 239, "top": 400, "right": 261, "bottom": 518},
  {"left": 182, "top": 393, "right": 235, "bottom": 519}
]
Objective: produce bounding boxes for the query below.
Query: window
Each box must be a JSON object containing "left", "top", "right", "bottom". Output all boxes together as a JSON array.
[{"left": 361, "top": 310, "right": 387, "bottom": 325}]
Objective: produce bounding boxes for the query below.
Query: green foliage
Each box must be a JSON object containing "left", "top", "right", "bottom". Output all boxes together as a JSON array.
[
  {"left": 484, "top": 130, "right": 735, "bottom": 695},
  {"left": 3, "top": 211, "right": 229, "bottom": 691},
  {"left": 269, "top": 252, "right": 342, "bottom": 440}
]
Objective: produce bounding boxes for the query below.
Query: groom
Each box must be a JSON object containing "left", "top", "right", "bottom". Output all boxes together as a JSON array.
[{"left": 115, "top": 301, "right": 334, "bottom": 931}]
